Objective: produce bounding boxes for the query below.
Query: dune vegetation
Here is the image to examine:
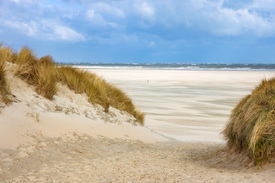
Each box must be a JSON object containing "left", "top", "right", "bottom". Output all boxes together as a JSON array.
[
  {"left": 0, "top": 44, "right": 13, "bottom": 104},
  {"left": 16, "top": 47, "right": 58, "bottom": 100},
  {"left": 57, "top": 66, "right": 144, "bottom": 124},
  {"left": 0, "top": 57, "right": 12, "bottom": 104},
  {"left": 223, "top": 77, "right": 275, "bottom": 165},
  {"left": 0, "top": 43, "right": 144, "bottom": 125}
]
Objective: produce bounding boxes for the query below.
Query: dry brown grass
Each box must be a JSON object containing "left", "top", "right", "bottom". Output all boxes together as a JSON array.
[
  {"left": 0, "top": 49, "right": 12, "bottom": 104},
  {"left": 0, "top": 43, "right": 144, "bottom": 124},
  {"left": 36, "top": 55, "right": 58, "bottom": 99},
  {"left": 16, "top": 47, "right": 57, "bottom": 100},
  {"left": 0, "top": 42, "right": 18, "bottom": 63},
  {"left": 57, "top": 66, "right": 144, "bottom": 125},
  {"left": 223, "top": 77, "right": 275, "bottom": 165}
]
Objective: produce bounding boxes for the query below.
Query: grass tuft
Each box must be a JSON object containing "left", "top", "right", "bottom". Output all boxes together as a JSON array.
[
  {"left": 0, "top": 51, "right": 12, "bottom": 104},
  {"left": 223, "top": 77, "right": 275, "bottom": 165},
  {"left": 0, "top": 42, "right": 18, "bottom": 63},
  {"left": 16, "top": 47, "right": 57, "bottom": 100},
  {"left": 36, "top": 55, "right": 57, "bottom": 100}
]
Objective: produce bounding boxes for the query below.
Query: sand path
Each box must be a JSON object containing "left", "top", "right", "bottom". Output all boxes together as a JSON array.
[{"left": 1, "top": 134, "right": 274, "bottom": 183}]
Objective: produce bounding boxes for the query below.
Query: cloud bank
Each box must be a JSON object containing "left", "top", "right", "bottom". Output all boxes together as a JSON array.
[
  {"left": 1, "top": 0, "right": 275, "bottom": 63},
  {"left": 2, "top": 0, "right": 275, "bottom": 41}
]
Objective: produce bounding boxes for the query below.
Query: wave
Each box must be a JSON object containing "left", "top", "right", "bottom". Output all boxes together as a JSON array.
[{"left": 72, "top": 63, "right": 275, "bottom": 71}]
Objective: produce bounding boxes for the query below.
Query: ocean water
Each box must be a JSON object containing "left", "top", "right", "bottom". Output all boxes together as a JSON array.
[
  {"left": 77, "top": 64, "right": 275, "bottom": 142},
  {"left": 74, "top": 63, "right": 275, "bottom": 71}
]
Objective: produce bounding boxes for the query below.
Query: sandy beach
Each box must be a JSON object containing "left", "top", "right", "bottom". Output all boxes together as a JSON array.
[
  {"left": 88, "top": 68, "right": 275, "bottom": 142},
  {"left": 1, "top": 64, "right": 274, "bottom": 182},
  {"left": 1, "top": 0, "right": 275, "bottom": 181}
]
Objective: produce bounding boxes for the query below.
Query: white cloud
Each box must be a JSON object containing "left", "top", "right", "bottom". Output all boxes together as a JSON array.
[
  {"left": 86, "top": 9, "right": 96, "bottom": 19},
  {"left": 4, "top": 19, "right": 85, "bottom": 42},
  {"left": 140, "top": 2, "right": 154, "bottom": 17},
  {"left": 156, "top": 0, "right": 275, "bottom": 37},
  {"left": 71, "top": 0, "right": 275, "bottom": 37},
  {"left": 86, "top": 9, "right": 109, "bottom": 26},
  {"left": 135, "top": 1, "right": 155, "bottom": 20},
  {"left": 200, "top": 1, "right": 275, "bottom": 36},
  {"left": 92, "top": 2, "right": 125, "bottom": 19},
  {"left": 2, "top": 0, "right": 275, "bottom": 42},
  {"left": 11, "top": 0, "right": 20, "bottom": 3},
  {"left": 250, "top": 0, "right": 275, "bottom": 12},
  {"left": 53, "top": 26, "right": 85, "bottom": 41},
  {"left": 86, "top": 9, "right": 120, "bottom": 28},
  {"left": 4, "top": 20, "right": 38, "bottom": 36}
]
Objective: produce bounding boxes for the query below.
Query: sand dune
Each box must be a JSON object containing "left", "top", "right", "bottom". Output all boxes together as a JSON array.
[
  {"left": 0, "top": 63, "right": 274, "bottom": 182},
  {"left": 0, "top": 63, "right": 164, "bottom": 148}
]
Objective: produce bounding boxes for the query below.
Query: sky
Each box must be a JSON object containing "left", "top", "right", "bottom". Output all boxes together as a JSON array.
[{"left": 1, "top": 0, "right": 275, "bottom": 64}]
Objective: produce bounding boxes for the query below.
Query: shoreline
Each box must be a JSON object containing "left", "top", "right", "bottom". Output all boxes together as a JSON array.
[{"left": 74, "top": 63, "right": 275, "bottom": 72}]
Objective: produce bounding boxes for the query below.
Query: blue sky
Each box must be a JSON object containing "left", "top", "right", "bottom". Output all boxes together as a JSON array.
[{"left": 1, "top": 0, "right": 275, "bottom": 63}]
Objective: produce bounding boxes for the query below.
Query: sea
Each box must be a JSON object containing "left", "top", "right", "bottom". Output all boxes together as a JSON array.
[{"left": 73, "top": 63, "right": 275, "bottom": 71}]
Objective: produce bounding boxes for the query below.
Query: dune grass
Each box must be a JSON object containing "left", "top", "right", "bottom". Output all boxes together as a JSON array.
[
  {"left": 0, "top": 43, "right": 144, "bottom": 125},
  {"left": 0, "top": 57, "right": 12, "bottom": 104},
  {"left": 0, "top": 43, "right": 18, "bottom": 64},
  {"left": 223, "top": 77, "right": 275, "bottom": 165},
  {"left": 16, "top": 47, "right": 57, "bottom": 100},
  {"left": 0, "top": 43, "right": 13, "bottom": 104},
  {"left": 0, "top": 46, "right": 12, "bottom": 104},
  {"left": 57, "top": 66, "right": 145, "bottom": 125}
]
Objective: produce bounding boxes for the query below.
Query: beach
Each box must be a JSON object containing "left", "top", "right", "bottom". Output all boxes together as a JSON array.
[
  {"left": 1, "top": 63, "right": 274, "bottom": 182},
  {"left": 1, "top": 0, "right": 275, "bottom": 181},
  {"left": 88, "top": 68, "right": 275, "bottom": 142}
]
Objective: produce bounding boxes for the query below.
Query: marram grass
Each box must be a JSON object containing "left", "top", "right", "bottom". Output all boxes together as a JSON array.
[
  {"left": 0, "top": 42, "right": 18, "bottom": 64},
  {"left": 57, "top": 66, "right": 145, "bottom": 125},
  {"left": 16, "top": 47, "right": 57, "bottom": 100},
  {"left": 223, "top": 77, "right": 275, "bottom": 165},
  {"left": 0, "top": 43, "right": 144, "bottom": 125},
  {"left": 0, "top": 54, "right": 12, "bottom": 104},
  {"left": 36, "top": 55, "right": 58, "bottom": 99},
  {"left": 0, "top": 43, "right": 13, "bottom": 104}
]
